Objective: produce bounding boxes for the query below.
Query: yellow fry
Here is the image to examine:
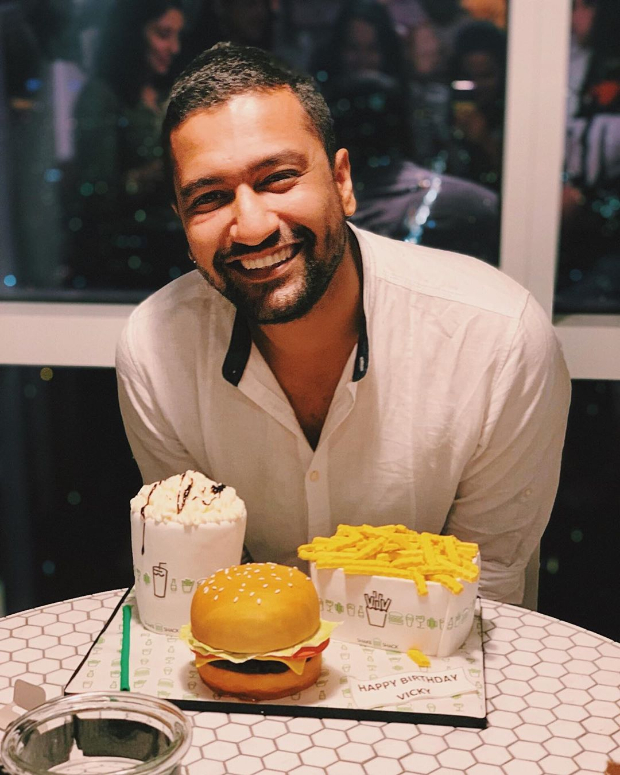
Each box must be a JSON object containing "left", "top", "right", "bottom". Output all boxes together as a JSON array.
[
  {"left": 420, "top": 533, "right": 437, "bottom": 566},
  {"left": 408, "top": 569, "right": 428, "bottom": 596},
  {"left": 427, "top": 574, "right": 464, "bottom": 594},
  {"left": 385, "top": 533, "right": 418, "bottom": 549},
  {"left": 315, "top": 559, "right": 395, "bottom": 570},
  {"left": 335, "top": 525, "right": 362, "bottom": 538},
  {"left": 444, "top": 535, "right": 461, "bottom": 564},
  {"left": 356, "top": 537, "right": 386, "bottom": 560},
  {"left": 407, "top": 649, "right": 431, "bottom": 668},
  {"left": 342, "top": 565, "right": 412, "bottom": 579},
  {"left": 437, "top": 558, "right": 479, "bottom": 582},
  {"left": 329, "top": 537, "right": 364, "bottom": 551},
  {"left": 312, "top": 551, "right": 359, "bottom": 561}
]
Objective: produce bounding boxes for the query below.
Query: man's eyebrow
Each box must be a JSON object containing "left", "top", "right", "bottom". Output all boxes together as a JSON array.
[
  {"left": 179, "top": 176, "right": 224, "bottom": 202},
  {"left": 178, "top": 151, "right": 308, "bottom": 202}
]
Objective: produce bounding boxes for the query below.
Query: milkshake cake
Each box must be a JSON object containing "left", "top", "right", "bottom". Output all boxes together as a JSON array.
[{"left": 130, "top": 470, "right": 247, "bottom": 633}]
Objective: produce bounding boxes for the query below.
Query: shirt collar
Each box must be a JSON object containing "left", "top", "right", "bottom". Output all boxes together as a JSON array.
[
  {"left": 221, "top": 254, "right": 369, "bottom": 387},
  {"left": 221, "top": 309, "right": 253, "bottom": 387}
]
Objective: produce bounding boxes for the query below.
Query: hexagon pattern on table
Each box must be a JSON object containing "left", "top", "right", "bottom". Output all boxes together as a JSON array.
[{"left": 0, "top": 593, "right": 618, "bottom": 774}]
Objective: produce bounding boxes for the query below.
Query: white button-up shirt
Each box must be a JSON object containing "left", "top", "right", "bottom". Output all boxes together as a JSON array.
[{"left": 116, "top": 226, "right": 570, "bottom": 604}]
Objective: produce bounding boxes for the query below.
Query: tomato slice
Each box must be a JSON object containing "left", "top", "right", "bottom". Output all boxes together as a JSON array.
[
  {"left": 291, "top": 639, "right": 330, "bottom": 660},
  {"left": 193, "top": 639, "right": 331, "bottom": 662}
]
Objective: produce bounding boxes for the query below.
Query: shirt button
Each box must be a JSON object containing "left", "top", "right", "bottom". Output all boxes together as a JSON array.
[
  {"left": 524, "top": 488, "right": 532, "bottom": 497},
  {"left": 309, "top": 470, "right": 320, "bottom": 482}
]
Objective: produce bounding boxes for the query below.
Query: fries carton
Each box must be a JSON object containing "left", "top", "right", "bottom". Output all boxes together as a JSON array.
[
  {"left": 310, "top": 561, "right": 479, "bottom": 656},
  {"left": 299, "top": 525, "right": 480, "bottom": 657}
]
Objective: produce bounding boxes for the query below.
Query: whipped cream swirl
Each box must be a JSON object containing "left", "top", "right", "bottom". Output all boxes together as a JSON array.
[{"left": 131, "top": 471, "right": 246, "bottom": 526}]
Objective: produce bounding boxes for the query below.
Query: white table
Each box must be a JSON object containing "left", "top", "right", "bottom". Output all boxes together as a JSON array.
[{"left": 1, "top": 591, "right": 619, "bottom": 774}]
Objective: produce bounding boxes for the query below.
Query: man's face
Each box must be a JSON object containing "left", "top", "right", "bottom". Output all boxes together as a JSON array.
[{"left": 171, "top": 88, "right": 356, "bottom": 324}]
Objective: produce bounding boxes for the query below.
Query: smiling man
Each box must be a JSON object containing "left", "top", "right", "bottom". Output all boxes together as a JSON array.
[{"left": 116, "top": 43, "right": 571, "bottom": 604}]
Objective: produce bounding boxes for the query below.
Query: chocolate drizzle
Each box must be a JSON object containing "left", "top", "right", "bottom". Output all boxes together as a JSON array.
[
  {"left": 140, "top": 482, "right": 159, "bottom": 555},
  {"left": 178, "top": 473, "right": 194, "bottom": 513},
  {"left": 198, "top": 482, "right": 227, "bottom": 509}
]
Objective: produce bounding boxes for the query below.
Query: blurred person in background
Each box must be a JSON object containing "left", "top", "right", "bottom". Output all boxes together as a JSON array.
[
  {"left": 575, "top": 0, "right": 620, "bottom": 117},
  {"left": 180, "top": 0, "right": 304, "bottom": 72},
  {"left": 446, "top": 20, "right": 506, "bottom": 191},
  {"left": 328, "top": 71, "right": 499, "bottom": 263},
  {"left": 181, "top": 0, "right": 275, "bottom": 67},
  {"left": 68, "top": 0, "right": 186, "bottom": 291},
  {"left": 4, "top": 0, "right": 77, "bottom": 108},
  {"left": 310, "top": 0, "right": 420, "bottom": 164},
  {"left": 402, "top": 17, "right": 452, "bottom": 170},
  {"left": 567, "top": 0, "right": 596, "bottom": 120},
  {"left": 460, "top": 0, "right": 506, "bottom": 29},
  {"left": 2, "top": 0, "right": 79, "bottom": 289},
  {"left": 411, "top": 0, "right": 469, "bottom": 82},
  {"left": 557, "top": 0, "right": 620, "bottom": 312},
  {"left": 310, "top": 0, "right": 409, "bottom": 98}
]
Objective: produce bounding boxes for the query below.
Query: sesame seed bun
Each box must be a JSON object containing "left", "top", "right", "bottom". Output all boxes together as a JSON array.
[{"left": 191, "top": 563, "right": 320, "bottom": 654}]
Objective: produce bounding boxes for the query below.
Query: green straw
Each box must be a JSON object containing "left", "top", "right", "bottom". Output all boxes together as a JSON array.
[{"left": 120, "top": 604, "right": 132, "bottom": 691}]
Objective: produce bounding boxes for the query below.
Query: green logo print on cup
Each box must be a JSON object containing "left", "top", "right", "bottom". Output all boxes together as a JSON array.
[{"left": 182, "top": 579, "right": 194, "bottom": 593}]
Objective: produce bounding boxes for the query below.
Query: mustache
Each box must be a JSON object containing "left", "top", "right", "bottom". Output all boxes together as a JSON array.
[
  {"left": 213, "top": 226, "right": 316, "bottom": 269},
  {"left": 226, "top": 230, "right": 282, "bottom": 260}
]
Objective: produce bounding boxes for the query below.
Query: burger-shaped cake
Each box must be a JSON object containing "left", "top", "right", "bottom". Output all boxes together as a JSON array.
[{"left": 180, "top": 563, "right": 337, "bottom": 701}]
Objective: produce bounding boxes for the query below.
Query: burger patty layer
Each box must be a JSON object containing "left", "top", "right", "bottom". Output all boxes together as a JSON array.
[
  {"left": 209, "top": 658, "right": 302, "bottom": 674},
  {"left": 197, "top": 653, "right": 323, "bottom": 701}
]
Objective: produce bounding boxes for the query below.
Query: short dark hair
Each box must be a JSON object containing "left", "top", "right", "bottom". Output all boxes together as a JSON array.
[{"left": 162, "top": 42, "right": 336, "bottom": 188}]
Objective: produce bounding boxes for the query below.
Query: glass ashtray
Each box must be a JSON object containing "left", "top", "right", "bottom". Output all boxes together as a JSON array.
[{"left": 0, "top": 692, "right": 192, "bottom": 775}]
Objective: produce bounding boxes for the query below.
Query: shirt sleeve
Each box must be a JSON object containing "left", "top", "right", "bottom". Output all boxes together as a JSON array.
[
  {"left": 115, "top": 317, "right": 201, "bottom": 484},
  {"left": 444, "top": 295, "right": 571, "bottom": 604}
]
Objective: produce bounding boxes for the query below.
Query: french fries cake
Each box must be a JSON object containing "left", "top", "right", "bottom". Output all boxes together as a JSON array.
[{"left": 299, "top": 525, "right": 481, "bottom": 661}]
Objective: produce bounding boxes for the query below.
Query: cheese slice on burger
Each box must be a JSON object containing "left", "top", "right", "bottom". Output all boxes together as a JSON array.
[{"left": 180, "top": 618, "right": 338, "bottom": 675}]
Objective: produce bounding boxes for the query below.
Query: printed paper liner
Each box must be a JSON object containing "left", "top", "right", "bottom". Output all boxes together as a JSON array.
[{"left": 65, "top": 589, "right": 487, "bottom": 728}]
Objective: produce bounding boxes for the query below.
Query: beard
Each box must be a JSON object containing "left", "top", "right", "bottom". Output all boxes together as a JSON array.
[{"left": 193, "top": 219, "right": 349, "bottom": 324}]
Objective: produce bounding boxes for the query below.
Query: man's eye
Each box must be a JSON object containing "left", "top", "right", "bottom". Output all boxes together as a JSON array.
[
  {"left": 260, "top": 171, "right": 298, "bottom": 188},
  {"left": 191, "top": 191, "right": 228, "bottom": 210}
]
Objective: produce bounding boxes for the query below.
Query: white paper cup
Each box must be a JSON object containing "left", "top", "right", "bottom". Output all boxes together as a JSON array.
[{"left": 131, "top": 513, "right": 246, "bottom": 633}]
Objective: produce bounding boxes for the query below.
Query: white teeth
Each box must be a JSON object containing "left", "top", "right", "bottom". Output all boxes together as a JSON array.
[{"left": 239, "top": 246, "right": 291, "bottom": 271}]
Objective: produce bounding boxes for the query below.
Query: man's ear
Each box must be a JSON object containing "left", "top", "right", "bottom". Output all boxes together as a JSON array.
[{"left": 333, "top": 148, "right": 356, "bottom": 217}]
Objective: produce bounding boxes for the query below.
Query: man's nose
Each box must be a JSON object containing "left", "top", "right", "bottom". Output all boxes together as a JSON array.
[{"left": 229, "top": 185, "right": 279, "bottom": 246}]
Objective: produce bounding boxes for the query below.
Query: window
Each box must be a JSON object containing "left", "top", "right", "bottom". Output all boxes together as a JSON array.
[{"left": 1, "top": 1, "right": 619, "bottom": 640}]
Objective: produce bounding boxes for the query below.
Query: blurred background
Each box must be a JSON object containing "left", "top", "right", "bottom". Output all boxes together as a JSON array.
[{"left": 0, "top": 0, "right": 618, "bottom": 640}]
